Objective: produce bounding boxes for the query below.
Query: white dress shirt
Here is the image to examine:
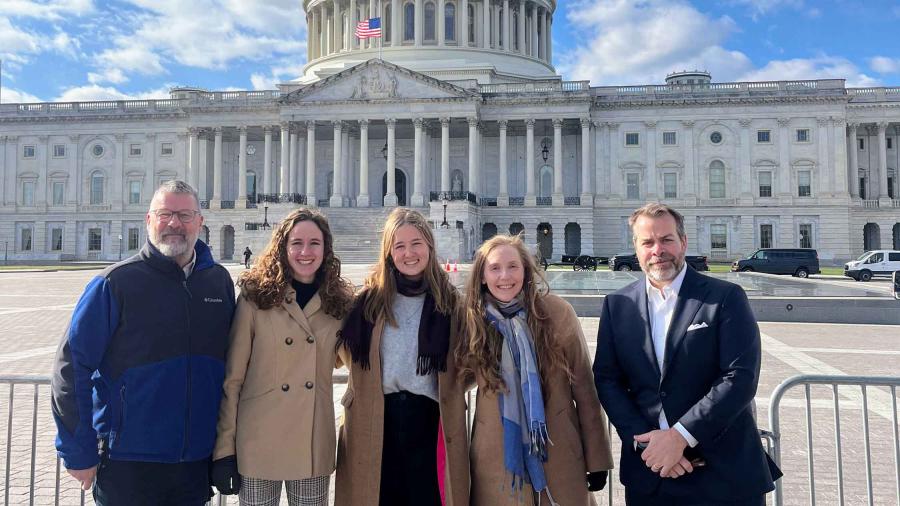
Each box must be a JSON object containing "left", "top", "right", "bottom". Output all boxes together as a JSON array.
[{"left": 645, "top": 262, "right": 699, "bottom": 448}]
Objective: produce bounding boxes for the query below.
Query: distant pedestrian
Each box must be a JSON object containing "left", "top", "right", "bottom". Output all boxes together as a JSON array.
[{"left": 243, "top": 246, "right": 252, "bottom": 268}]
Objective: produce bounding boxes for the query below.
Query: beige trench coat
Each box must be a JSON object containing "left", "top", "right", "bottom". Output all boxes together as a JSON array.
[
  {"left": 214, "top": 287, "right": 343, "bottom": 480},
  {"left": 469, "top": 294, "right": 614, "bottom": 506},
  {"left": 333, "top": 306, "right": 470, "bottom": 506}
]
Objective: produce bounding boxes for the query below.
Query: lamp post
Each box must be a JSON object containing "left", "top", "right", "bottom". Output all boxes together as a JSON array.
[
  {"left": 117, "top": 234, "right": 123, "bottom": 261},
  {"left": 262, "top": 205, "right": 270, "bottom": 229},
  {"left": 440, "top": 197, "right": 449, "bottom": 228}
]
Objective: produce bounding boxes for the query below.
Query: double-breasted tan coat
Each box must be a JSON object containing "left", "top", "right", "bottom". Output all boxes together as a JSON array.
[
  {"left": 214, "top": 287, "right": 343, "bottom": 480},
  {"left": 334, "top": 306, "right": 470, "bottom": 506},
  {"left": 469, "top": 294, "right": 614, "bottom": 506}
]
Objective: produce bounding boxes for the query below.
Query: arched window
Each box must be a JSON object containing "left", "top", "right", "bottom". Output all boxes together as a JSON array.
[
  {"left": 444, "top": 2, "right": 456, "bottom": 42},
  {"left": 90, "top": 171, "right": 104, "bottom": 205},
  {"left": 384, "top": 5, "right": 392, "bottom": 43},
  {"left": 709, "top": 160, "right": 726, "bottom": 198},
  {"left": 467, "top": 4, "right": 475, "bottom": 44},
  {"left": 424, "top": 2, "right": 436, "bottom": 41},
  {"left": 404, "top": 2, "right": 415, "bottom": 41}
]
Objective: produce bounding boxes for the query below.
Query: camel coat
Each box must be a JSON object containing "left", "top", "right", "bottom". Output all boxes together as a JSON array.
[
  {"left": 469, "top": 294, "right": 614, "bottom": 506},
  {"left": 213, "top": 287, "right": 343, "bottom": 480},
  {"left": 334, "top": 305, "right": 470, "bottom": 506}
]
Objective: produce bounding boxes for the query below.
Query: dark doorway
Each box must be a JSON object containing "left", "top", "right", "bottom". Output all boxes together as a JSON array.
[
  {"left": 537, "top": 223, "right": 553, "bottom": 260},
  {"left": 382, "top": 169, "right": 407, "bottom": 206},
  {"left": 864, "top": 223, "right": 880, "bottom": 251}
]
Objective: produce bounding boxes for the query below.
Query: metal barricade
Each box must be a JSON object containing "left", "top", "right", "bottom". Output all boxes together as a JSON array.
[{"left": 768, "top": 374, "right": 900, "bottom": 506}]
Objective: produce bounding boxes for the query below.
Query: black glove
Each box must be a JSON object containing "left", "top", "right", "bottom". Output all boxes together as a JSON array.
[
  {"left": 587, "top": 470, "right": 608, "bottom": 491},
  {"left": 211, "top": 455, "right": 241, "bottom": 495}
]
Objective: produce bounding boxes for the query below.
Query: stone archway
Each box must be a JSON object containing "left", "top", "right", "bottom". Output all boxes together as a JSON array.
[
  {"left": 863, "top": 223, "right": 880, "bottom": 251},
  {"left": 565, "top": 222, "right": 581, "bottom": 256},
  {"left": 482, "top": 223, "right": 497, "bottom": 242},
  {"left": 537, "top": 222, "right": 552, "bottom": 260},
  {"left": 221, "top": 225, "right": 235, "bottom": 260}
]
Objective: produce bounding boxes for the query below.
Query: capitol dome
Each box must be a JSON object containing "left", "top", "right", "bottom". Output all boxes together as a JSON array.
[{"left": 301, "top": 0, "right": 558, "bottom": 83}]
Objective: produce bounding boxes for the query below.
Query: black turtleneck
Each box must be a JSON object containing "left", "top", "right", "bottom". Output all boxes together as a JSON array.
[{"left": 291, "top": 278, "right": 319, "bottom": 309}]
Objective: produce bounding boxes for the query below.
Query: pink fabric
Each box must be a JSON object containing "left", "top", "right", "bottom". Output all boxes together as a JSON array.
[{"left": 437, "top": 419, "right": 447, "bottom": 506}]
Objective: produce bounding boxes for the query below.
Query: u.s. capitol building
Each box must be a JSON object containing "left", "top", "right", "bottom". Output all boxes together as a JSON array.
[{"left": 1, "top": 0, "right": 899, "bottom": 264}]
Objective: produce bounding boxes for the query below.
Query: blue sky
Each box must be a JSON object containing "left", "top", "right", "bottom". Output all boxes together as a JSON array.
[{"left": 1, "top": 0, "right": 899, "bottom": 103}]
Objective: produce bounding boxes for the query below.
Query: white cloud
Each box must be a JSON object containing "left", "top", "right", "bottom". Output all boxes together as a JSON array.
[
  {"left": 250, "top": 59, "right": 307, "bottom": 90},
  {"left": 0, "top": 87, "right": 41, "bottom": 103},
  {"left": 2, "top": 0, "right": 95, "bottom": 21},
  {"left": 727, "top": 0, "right": 805, "bottom": 20},
  {"left": 54, "top": 83, "right": 171, "bottom": 102},
  {"left": 869, "top": 56, "right": 900, "bottom": 75},
  {"left": 736, "top": 56, "right": 881, "bottom": 87},
  {"left": 250, "top": 73, "right": 277, "bottom": 90},
  {"left": 0, "top": 17, "right": 41, "bottom": 56}
]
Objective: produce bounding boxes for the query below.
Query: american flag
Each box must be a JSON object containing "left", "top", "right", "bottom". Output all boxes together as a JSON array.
[{"left": 355, "top": 17, "right": 382, "bottom": 39}]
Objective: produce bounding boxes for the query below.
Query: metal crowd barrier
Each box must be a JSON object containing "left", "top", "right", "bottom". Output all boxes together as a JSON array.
[{"left": 768, "top": 374, "right": 900, "bottom": 506}]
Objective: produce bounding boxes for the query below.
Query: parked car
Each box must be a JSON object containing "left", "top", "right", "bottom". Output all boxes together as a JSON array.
[
  {"left": 843, "top": 250, "right": 900, "bottom": 282},
  {"left": 731, "top": 248, "right": 820, "bottom": 278},
  {"left": 609, "top": 252, "right": 709, "bottom": 272}
]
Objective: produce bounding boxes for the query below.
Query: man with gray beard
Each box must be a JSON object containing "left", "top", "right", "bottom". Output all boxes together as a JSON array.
[
  {"left": 592, "top": 203, "right": 780, "bottom": 505},
  {"left": 51, "top": 180, "right": 236, "bottom": 505}
]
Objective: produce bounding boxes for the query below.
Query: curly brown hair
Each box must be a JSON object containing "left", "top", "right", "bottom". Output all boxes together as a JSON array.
[
  {"left": 238, "top": 208, "right": 354, "bottom": 318},
  {"left": 456, "top": 234, "right": 570, "bottom": 393}
]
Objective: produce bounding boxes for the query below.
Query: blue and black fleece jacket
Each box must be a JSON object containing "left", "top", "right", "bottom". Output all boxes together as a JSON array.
[{"left": 51, "top": 240, "right": 235, "bottom": 470}]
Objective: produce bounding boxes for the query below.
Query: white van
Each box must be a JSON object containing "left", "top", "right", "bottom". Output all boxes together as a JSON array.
[{"left": 844, "top": 250, "right": 900, "bottom": 281}]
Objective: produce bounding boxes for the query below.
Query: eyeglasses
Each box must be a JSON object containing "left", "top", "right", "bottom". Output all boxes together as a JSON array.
[{"left": 151, "top": 209, "right": 200, "bottom": 223}]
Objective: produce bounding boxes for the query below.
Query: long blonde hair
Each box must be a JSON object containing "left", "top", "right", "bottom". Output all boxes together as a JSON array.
[
  {"left": 363, "top": 208, "right": 456, "bottom": 325},
  {"left": 457, "top": 234, "right": 570, "bottom": 392}
]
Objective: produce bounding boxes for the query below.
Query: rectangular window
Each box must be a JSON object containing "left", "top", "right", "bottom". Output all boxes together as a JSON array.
[
  {"left": 127, "top": 228, "right": 140, "bottom": 251},
  {"left": 626, "top": 173, "right": 640, "bottom": 199},
  {"left": 91, "top": 176, "right": 104, "bottom": 205},
  {"left": 129, "top": 144, "right": 142, "bottom": 157},
  {"left": 795, "top": 128, "right": 810, "bottom": 143},
  {"left": 888, "top": 176, "right": 895, "bottom": 199},
  {"left": 662, "top": 131, "right": 677, "bottom": 145},
  {"left": 710, "top": 224, "right": 727, "bottom": 250},
  {"left": 22, "top": 181, "right": 34, "bottom": 206},
  {"left": 799, "top": 224, "right": 813, "bottom": 248},
  {"left": 889, "top": 253, "right": 900, "bottom": 262},
  {"left": 23, "top": 145, "right": 35, "bottom": 158},
  {"left": 760, "top": 224, "right": 773, "bottom": 249},
  {"left": 53, "top": 144, "right": 66, "bottom": 157},
  {"left": 161, "top": 142, "right": 174, "bottom": 156},
  {"left": 128, "top": 181, "right": 141, "bottom": 204},
  {"left": 88, "top": 228, "right": 102, "bottom": 252},
  {"left": 858, "top": 138, "right": 864, "bottom": 150},
  {"left": 757, "top": 130, "right": 771, "bottom": 143},
  {"left": 52, "top": 182, "right": 65, "bottom": 205},
  {"left": 798, "top": 170, "right": 811, "bottom": 197},
  {"left": 625, "top": 132, "right": 640, "bottom": 146},
  {"left": 888, "top": 138, "right": 893, "bottom": 150},
  {"left": 860, "top": 178, "right": 867, "bottom": 199},
  {"left": 663, "top": 173, "right": 677, "bottom": 198},
  {"left": 758, "top": 171, "right": 772, "bottom": 197},
  {"left": 709, "top": 168, "right": 726, "bottom": 198},
  {"left": 20, "top": 228, "right": 33, "bottom": 251},
  {"left": 51, "top": 228, "right": 63, "bottom": 251}
]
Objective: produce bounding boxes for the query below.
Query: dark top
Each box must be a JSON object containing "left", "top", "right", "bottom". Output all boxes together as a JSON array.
[{"left": 291, "top": 278, "right": 319, "bottom": 309}]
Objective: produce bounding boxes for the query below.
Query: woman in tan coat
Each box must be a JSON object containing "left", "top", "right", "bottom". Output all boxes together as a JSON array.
[
  {"left": 335, "top": 208, "right": 469, "bottom": 506},
  {"left": 458, "top": 234, "right": 614, "bottom": 506},
  {"left": 211, "top": 208, "right": 354, "bottom": 506}
]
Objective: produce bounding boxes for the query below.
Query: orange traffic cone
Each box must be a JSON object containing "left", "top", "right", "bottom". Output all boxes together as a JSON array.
[
  {"left": 452, "top": 261, "right": 458, "bottom": 273},
  {"left": 445, "top": 261, "right": 451, "bottom": 272}
]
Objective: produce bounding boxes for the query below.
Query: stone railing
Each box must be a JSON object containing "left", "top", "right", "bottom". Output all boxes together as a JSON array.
[
  {"left": 255, "top": 193, "right": 307, "bottom": 205},
  {"left": 478, "top": 80, "right": 591, "bottom": 95},
  {"left": 508, "top": 197, "right": 524, "bottom": 206},
  {"left": 862, "top": 199, "right": 880, "bottom": 209},
  {"left": 429, "top": 191, "right": 477, "bottom": 204},
  {"left": 536, "top": 197, "right": 552, "bottom": 206},
  {"left": 847, "top": 87, "right": 900, "bottom": 102},
  {"left": 564, "top": 196, "right": 581, "bottom": 206},
  {"left": 594, "top": 79, "right": 846, "bottom": 102}
]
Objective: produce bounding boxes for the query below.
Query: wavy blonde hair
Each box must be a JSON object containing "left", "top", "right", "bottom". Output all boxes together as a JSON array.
[
  {"left": 457, "top": 234, "right": 570, "bottom": 392},
  {"left": 238, "top": 208, "right": 354, "bottom": 318},
  {"left": 363, "top": 208, "right": 457, "bottom": 325}
]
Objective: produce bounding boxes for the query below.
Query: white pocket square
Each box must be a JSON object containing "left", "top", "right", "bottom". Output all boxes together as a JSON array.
[{"left": 687, "top": 322, "right": 709, "bottom": 331}]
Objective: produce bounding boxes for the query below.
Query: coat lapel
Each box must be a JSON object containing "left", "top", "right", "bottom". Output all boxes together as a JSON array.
[
  {"left": 634, "top": 281, "right": 662, "bottom": 379},
  {"left": 282, "top": 288, "right": 320, "bottom": 337},
  {"left": 661, "top": 268, "right": 705, "bottom": 380}
]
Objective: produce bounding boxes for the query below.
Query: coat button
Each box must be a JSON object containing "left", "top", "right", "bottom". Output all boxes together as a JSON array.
[
  {"left": 285, "top": 337, "right": 293, "bottom": 345},
  {"left": 282, "top": 384, "right": 290, "bottom": 392},
  {"left": 306, "top": 335, "right": 315, "bottom": 343},
  {"left": 305, "top": 381, "right": 314, "bottom": 389},
  {"left": 660, "top": 391, "right": 667, "bottom": 398}
]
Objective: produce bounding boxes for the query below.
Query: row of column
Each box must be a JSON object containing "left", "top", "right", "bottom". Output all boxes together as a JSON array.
[
  {"left": 306, "top": 0, "right": 552, "bottom": 63},
  {"left": 847, "top": 122, "right": 895, "bottom": 201}
]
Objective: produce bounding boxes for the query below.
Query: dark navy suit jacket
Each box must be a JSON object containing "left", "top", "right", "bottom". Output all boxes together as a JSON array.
[{"left": 592, "top": 267, "right": 779, "bottom": 500}]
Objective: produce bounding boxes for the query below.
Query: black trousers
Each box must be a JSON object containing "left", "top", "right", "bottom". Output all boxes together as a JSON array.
[
  {"left": 379, "top": 391, "right": 442, "bottom": 506},
  {"left": 625, "top": 487, "right": 765, "bottom": 506},
  {"left": 93, "top": 453, "right": 212, "bottom": 506}
]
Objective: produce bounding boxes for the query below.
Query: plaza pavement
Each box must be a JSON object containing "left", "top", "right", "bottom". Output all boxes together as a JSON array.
[{"left": 0, "top": 265, "right": 897, "bottom": 505}]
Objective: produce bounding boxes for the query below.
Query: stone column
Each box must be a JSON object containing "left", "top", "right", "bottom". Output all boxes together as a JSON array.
[
  {"left": 593, "top": 121, "right": 605, "bottom": 196},
  {"left": 306, "top": 121, "right": 318, "bottom": 206},
  {"left": 498, "top": 120, "right": 509, "bottom": 206},
  {"left": 441, "top": 118, "right": 451, "bottom": 193},
  {"left": 468, "top": 117, "right": 478, "bottom": 195},
  {"left": 351, "top": 0, "right": 358, "bottom": 49},
  {"left": 198, "top": 134, "right": 208, "bottom": 199},
  {"left": 525, "top": 119, "right": 536, "bottom": 205},
  {"left": 289, "top": 128, "right": 299, "bottom": 194},
  {"left": 502, "top": 0, "right": 510, "bottom": 50},
  {"left": 817, "top": 117, "right": 830, "bottom": 196},
  {"left": 831, "top": 118, "right": 847, "bottom": 197},
  {"left": 369, "top": 0, "right": 377, "bottom": 48},
  {"left": 580, "top": 118, "right": 591, "bottom": 203},
  {"left": 415, "top": 0, "right": 423, "bottom": 45},
  {"left": 307, "top": 12, "right": 314, "bottom": 61},
  {"left": 645, "top": 121, "right": 657, "bottom": 199},
  {"left": 877, "top": 122, "right": 890, "bottom": 201},
  {"left": 438, "top": 0, "right": 445, "bottom": 45},
  {"left": 333, "top": 0, "right": 341, "bottom": 52},
  {"left": 848, "top": 122, "right": 859, "bottom": 198},
  {"left": 739, "top": 119, "right": 752, "bottom": 201},
  {"left": 460, "top": 0, "right": 468, "bottom": 47},
  {"left": 516, "top": 2, "right": 525, "bottom": 53},
  {"left": 531, "top": 5, "right": 538, "bottom": 57},
  {"left": 343, "top": 129, "right": 352, "bottom": 202},
  {"left": 681, "top": 120, "right": 694, "bottom": 201},
  {"left": 280, "top": 123, "right": 291, "bottom": 194},
  {"left": 385, "top": 119, "right": 398, "bottom": 206},
  {"left": 358, "top": 120, "right": 370, "bottom": 206},
  {"left": 263, "top": 127, "right": 273, "bottom": 194},
  {"left": 545, "top": 9, "right": 551, "bottom": 62},
  {"left": 331, "top": 121, "right": 344, "bottom": 207},
  {"left": 188, "top": 128, "right": 200, "bottom": 191},
  {"left": 296, "top": 127, "right": 307, "bottom": 194},
  {"left": 238, "top": 126, "right": 248, "bottom": 204},
  {"left": 212, "top": 127, "right": 223, "bottom": 206},
  {"left": 608, "top": 122, "right": 620, "bottom": 198},
  {"left": 483, "top": 0, "right": 491, "bottom": 48},
  {"left": 777, "top": 117, "right": 791, "bottom": 201},
  {"left": 412, "top": 118, "right": 425, "bottom": 206},
  {"left": 552, "top": 118, "right": 563, "bottom": 205},
  {"left": 392, "top": 0, "right": 401, "bottom": 45}
]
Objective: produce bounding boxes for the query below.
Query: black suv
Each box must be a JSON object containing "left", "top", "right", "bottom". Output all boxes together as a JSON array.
[
  {"left": 609, "top": 253, "right": 709, "bottom": 272},
  {"left": 731, "top": 248, "right": 820, "bottom": 278}
]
